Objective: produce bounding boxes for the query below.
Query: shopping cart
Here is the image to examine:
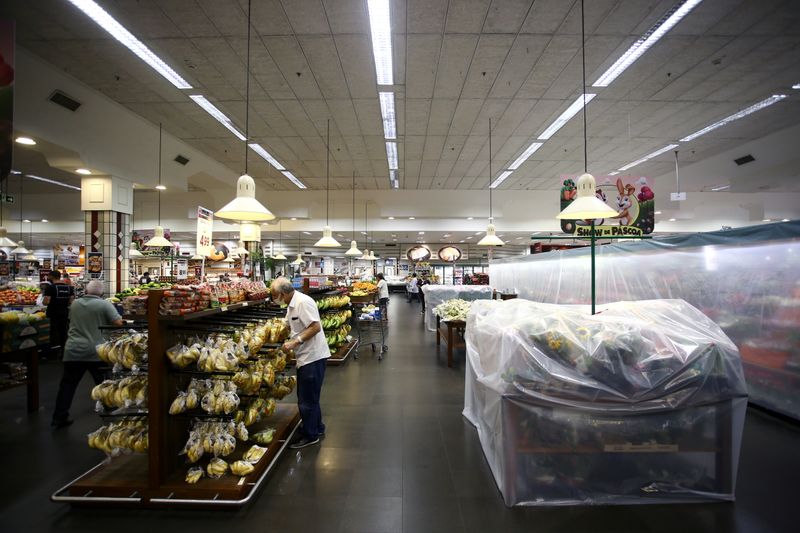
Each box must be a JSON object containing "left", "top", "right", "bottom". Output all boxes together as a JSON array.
[{"left": 353, "top": 303, "right": 387, "bottom": 360}]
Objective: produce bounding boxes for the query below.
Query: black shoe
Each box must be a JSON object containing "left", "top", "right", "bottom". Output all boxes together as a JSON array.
[
  {"left": 51, "top": 418, "right": 74, "bottom": 429},
  {"left": 290, "top": 436, "right": 320, "bottom": 449}
]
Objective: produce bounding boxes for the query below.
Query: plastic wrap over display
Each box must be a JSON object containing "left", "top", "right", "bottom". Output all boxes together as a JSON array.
[
  {"left": 489, "top": 221, "right": 800, "bottom": 420},
  {"left": 463, "top": 298, "right": 747, "bottom": 506},
  {"left": 421, "top": 284, "right": 494, "bottom": 332}
]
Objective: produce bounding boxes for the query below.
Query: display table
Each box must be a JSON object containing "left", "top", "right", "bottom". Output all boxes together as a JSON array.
[
  {"left": 463, "top": 298, "right": 747, "bottom": 506},
  {"left": 421, "top": 285, "right": 493, "bottom": 332},
  {"left": 436, "top": 316, "right": 465, "bottom": 368},
  {"left": 0, "top": 347, "right": 39, "bottom": 412}
]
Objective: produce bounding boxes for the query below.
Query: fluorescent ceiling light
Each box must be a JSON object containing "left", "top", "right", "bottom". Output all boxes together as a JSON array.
[
  {"left": 366, "top": 0, "right": 393, "bottom": 85},
  {"left": 467, "top": 217, "right": 473, "bottom": 220},
  {"left": 680, "top": 95, "right": 787, "bottom": 142},
  {"left": 654, "top": 211, "right": 662, "bottom": 215},
  {"left": 508, "top": 142, "right": 543, "bottom": 170},
  {"left": 391, "top": 179, "right": 399, "bottom": 189},
  {"left": 22, "top": 219, "right": 30, "bottom": 223},
  {"left": 281, "top": 171, "right": 307, "bottom": 189},
  {"left": 711, "top": 184, "right": 730, "bottom": 191},
  {"left": 155, "top": 184, "right": 166, "bottom": 190},
  {"left": 15, "top": 137, "right": 36, "bottom": 145},
  {"left": 608, "top": 171, "right": 620, "bottom": 176},
  {"left": 302, "top": 231, "right": 311, "bottom": 235},
  {"left": 388, "top": 216, "right": 395, "bottom": 220},
  {"left": 538, "top": 94, "right": 596, "bottom": 140},
  {"left": 418, "top": 231, "right": 425, "bottom": 235},
  {"left": 385, "top": 142, "right": 398, "bottom": 169},
  {"left": 490, "top": 170, "right": 514, "bottom": 189},
  {"left": 66, "top": 0, "right": 192, "bottom": 89},
  {"left": 10, "top": 170, "right": 21, "bottom": 174},
  {"left": 618, "top": 144, "right": 678, "bottom": 171},
  {"left": 408, "top": 216, "right": 415, "bottom": 220},
  {"left": 379, "top": 92, "right": 396, "bottom": 139},
  {"left": 669, "top": 218, "right": 677, "bottom": 222},
  {"left": 593, "top": 0, "right": 704, "bottom": 87},
  {"left": 41, "top": 219, "right": 48, "bottom": 223},
  {"left": 792, "top": 83, "right": 800, "bottom": 90},
  {"left": 189, "top": 95, "right": 245, "bottom": 141},
  {"left": 25, "top": 174, "right": 81, "bottom": 191},
  {"left": 249, "top": 143, "right": 285, "bottom": 170},
  {"left": 75, "top": 168, "right": 92, "bottom": 175}
]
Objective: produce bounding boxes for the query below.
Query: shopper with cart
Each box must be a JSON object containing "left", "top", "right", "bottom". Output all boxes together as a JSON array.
[
  {"left": 271, "top": 277, "right": 329, "bottom": 449},
  {"left": 376, "top": 273, "right": 389, "bottom": 320}
]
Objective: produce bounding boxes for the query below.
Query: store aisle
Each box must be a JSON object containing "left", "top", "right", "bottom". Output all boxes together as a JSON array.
[{"left": 1, "top": 295, "right": 799, "bottom": 532}]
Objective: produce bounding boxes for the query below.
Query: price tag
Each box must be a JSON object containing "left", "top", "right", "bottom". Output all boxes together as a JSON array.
[
  {"left": 237, "top": 477, "right": 246, "bottom": 486},
  {"left": 220, "top": 305, "right": 228, "bottom": 312},
  {"left": 243, "top": 302, "right": 249, "bottom": 307}
]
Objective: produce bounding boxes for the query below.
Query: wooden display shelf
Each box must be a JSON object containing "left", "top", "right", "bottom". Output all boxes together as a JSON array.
[
  {"left": 436, "top": 316, "right": 466, "bottom": 368},
  {"left": 159, "top": 299, "right": 268, "bottom": 322},
  {"left": 63, "top": 453, "right": 149, "bottom": 503},
  {"left": 327, "top": 339, "right": 359, "bottom": 366},
  {"left": 0, "top": 347, "right": 39, "bottom": 412}
]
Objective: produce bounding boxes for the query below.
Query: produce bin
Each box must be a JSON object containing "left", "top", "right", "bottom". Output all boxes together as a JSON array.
[
  {"left": 463, "top": 299, "right": 747, "bottom": 506},
  {"left": 421, "top": 285, "right": 493, "bottom": 332},
  {"left": 0, "top": 315, "right": 50, "bottom": 353}
]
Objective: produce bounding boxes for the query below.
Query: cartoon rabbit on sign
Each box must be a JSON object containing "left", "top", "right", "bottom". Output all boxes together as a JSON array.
[{"left": 615, "top": 178, "right": 633, "bottom": 225}]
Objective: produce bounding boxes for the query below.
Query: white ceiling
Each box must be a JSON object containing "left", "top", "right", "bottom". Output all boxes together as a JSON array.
[{"left": 4, "top": 0, "right": 799, "bottom": 193}]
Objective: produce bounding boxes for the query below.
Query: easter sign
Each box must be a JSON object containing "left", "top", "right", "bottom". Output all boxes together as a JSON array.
[{"left": 559, "top": 176, "right": 655, "bottom": 235}]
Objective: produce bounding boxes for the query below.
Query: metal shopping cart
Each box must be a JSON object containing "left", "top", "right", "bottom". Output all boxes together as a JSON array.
[{"left": 353, "top": 302, "right": 387, "bottom": 360}]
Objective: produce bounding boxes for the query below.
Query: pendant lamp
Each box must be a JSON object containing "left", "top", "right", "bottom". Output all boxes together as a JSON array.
[
  {"left": 360, "top": 203, "right": 372, "bottom": 260},
  {"left": 234, "top": 240, "right": 249, "bottom": 256},
  {"left": 345, "top": 172, "right": 362, "bottom": 256},
  {"left": 0, "top": 179, "right": 15, "bottom": 247},
  {"left": 215, "top": 0, "right": 274, "bottom": 223},
  {"left": 129, "top": 208, "right": 143, "bottom": 257},
  {"left": 477, "top": 119, "right": 504, "bottom": 247},
  {"left": 315, "top": 119, "right": 341, "bottom": 247},
  {"left": 12, "top": 176, "right": 31, "bottom": 254},
  {"left": 272, "top": 219, "right": 287, "bottom": 260},
  {"left": 21, "top": 221, "right": 37, "bottom": 260},
  {"left": 190, "top": 254, "right": 204, "bottom": 260},
  {"left": 11, "top": 240, "right": 30, "bottom": 255},
  {"left": 145, "top": 124, "right": 175, "bottom": 248},
  {"left": 291, "top": 232, "right": 305, "bottom": 265}
]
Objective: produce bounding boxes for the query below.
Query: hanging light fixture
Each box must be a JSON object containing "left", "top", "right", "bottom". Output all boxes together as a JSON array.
[
  {"left": 367, "top": 234, "right": 378, "bottom": 261},
  {"left": 129, "top": 242, "right": 143, "bottom": 258},
  {"left": 190, "top": 253, "right": 205, "bottom": 261},
  {"left": 315, "top": 119, "right": 341, "bottom": 247},
  {"left": 360, "top": 203, "right": 371, "bottom": 260},
  {"left": 11, "top": 240, "right": 31, "bottom": 255},
  {"left": 234, "top": 240, "right": 249, "bottom": 256},
  {"left": 291, "top": 231, "right": 305, "bottom": 265},
  {"left": 21, "top": 221, "right": 37, "bottom": 260},
  {"left": 215, "top": 0, "right": 275, "bottom": 223},
  {"left": 477, "top": 118, "right": 504, "bottom": 247},
  {"left": 11, "top": 175, "right": 31, "bottom": 255},
  {"left": 345, "top": 172, "right": 362, "bottom": 256},
  {"left": 145, "top": 124, "right": 175, "bottom": 248},
  {"left": 272, "top": 220, "right": 287, "bottom": 260},
  {"left": 0, "top": 178, "right": 16, "bottom": 247}
]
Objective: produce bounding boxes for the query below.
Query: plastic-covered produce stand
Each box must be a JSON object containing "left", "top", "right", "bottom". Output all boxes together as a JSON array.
[
  {"left": 421, "top": 285, "right": 493, "bottom": 332},
  {"left": 490, "top": 221, "right": 800, "bottom": 421},
  {"left": 463, "top": 299, "right": 747, "bottom": 506}
]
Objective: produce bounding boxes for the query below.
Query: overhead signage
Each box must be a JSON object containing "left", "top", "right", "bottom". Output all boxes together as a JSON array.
[
  {"left": 437, "top": 246, "right": 462, "bottom": 262},
  {"left": 196, "top": 206, "right": 214, "bottom": 257},
  {"left": 87, "top": 252, "right": 103, "bottom": 278},
  {"left": 559, "top": 176, "right": 655, "bottom": 236},
  {"left": 406, "top": 245, "right": 431, "bottom": 262}
]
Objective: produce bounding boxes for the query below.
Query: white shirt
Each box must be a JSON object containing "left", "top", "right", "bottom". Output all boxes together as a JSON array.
[
  {"left": 407, "top": 279, "right": 419, "bottom": 293},
  {"left": 377, "top": 279, "right": 389, "bottom": 299},
  {"left": 286, "top": 290, "right": 329, "bottom": 368}
]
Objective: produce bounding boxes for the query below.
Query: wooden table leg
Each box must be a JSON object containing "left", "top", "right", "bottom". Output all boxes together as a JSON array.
[
  {"left": 447, "top": 323, "right": 454, "bottom": 368},
  {"left": 26, "top": 348, "right": 39, "bottom": 412},
  {"left": 436, "top": 316, "right": 441, "bottom": 346}
]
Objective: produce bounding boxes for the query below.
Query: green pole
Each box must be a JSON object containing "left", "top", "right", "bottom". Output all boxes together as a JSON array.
[{"left": 591, "top": 221, "right": 596, "bottom": 315}]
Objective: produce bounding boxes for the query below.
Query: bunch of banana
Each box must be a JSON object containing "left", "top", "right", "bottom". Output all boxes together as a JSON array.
[
  {"left": 185, "top": 467, "right": 205, "bottom": 484},
  {"left": 236, "top": 421, "right": 249, "bottom": 441},
  {"left": 266, "top": 318, "right": 290, "bottom": 344},
  {"left": 181, "top": 420, "right": 239, "bottom": 463},
  {"left": 87, "top": 419, "right": 148, "bottom": 455},
  {"left": 321, "top": 310, "right": 353, "bottom": 330},
  {"left": 325, "top": 324, "right": 352, "bottom": 347},
  {"left": 96, "top": 331, "right": 148, "bottom": 370},
  {"left": 91, "top": 375, "right": 148, "bottom": 409},
  {"left": 207, "top": 458, "right": 229, "bottom": 479},
  {"left": 166, "top": 342, "right": 202, "bottom": 368},
  {"left": 270, "top": 375, "right": 297, "bottom": 400},
  {"left": 250, "top": 428, "right": 276, "bottom": 446},
  {"left": 236, "top": 397, "right": 277, "bottom": 427},
  {"left": 316, "top": 295, "right": 351, "bottom": 310},
  {"left": 230, "top": 460, "right": 255, "bottom": 476},
  {"left": 243, "top": 444, "right": 267, "bottom": 463}
]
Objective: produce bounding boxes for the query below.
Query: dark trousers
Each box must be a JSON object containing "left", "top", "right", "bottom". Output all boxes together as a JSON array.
[
  {"left": 297, "top": 358, "right": 326, "bottom": 439},
  {"left": 53, "top": 361, "right": 105, "bottom": 422},
  {"left": 379, "top": 297, "right": 389, "bottom": 320},
  {"left": 49, "top": 315, "right": 69, "bottom": 358}
]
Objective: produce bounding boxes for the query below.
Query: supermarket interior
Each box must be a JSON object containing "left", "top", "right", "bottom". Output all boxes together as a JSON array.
[{"left": 0, "top": 0, "right": 799, "bottom": 532}]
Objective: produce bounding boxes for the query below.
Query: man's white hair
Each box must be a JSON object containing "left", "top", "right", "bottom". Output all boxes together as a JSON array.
[
  {"left": 271, "top": 277, "right": 294, "bottom": 295},
  {"left": 86, "top": 280, "right": 105, "bottom": 296}
]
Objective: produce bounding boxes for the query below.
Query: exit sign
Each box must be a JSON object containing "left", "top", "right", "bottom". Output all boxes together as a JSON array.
[{"left": 3, "top": 195, "right": 14, "bottom": 204}]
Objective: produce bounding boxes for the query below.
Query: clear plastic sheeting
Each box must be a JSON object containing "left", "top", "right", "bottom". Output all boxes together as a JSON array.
[
  {"left": 421, "top": 285, "right": 494, "bottom": 332},
  {"left": 489, "top": 221, "right": 800, "bottom": 420},
  {"left": 463, "top": 298, "right": 747, "bottom": 506}
]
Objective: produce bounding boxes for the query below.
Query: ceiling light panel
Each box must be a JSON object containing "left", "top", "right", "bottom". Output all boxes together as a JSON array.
[
  {"left": 66, "top": 0, "right": 192, "bottom": 89},
  {"left": 379, "top": 92, "right": 396, "bottom": 140},
  {"left": 25, "top": 174, "right": 82, "bottom": 191},
  {"left": 281, "top": 171, "right": 307, "bottom": 189},
  {"left": 508, "top": 142, "right": 543, "bottom": 170},
  {"left": 593, "top": 0, "right": 704, "bottom": 87},
  {"left": 538, "top": 94, "right": 596, "bottom": 140},
  {"left": 490, "top": 170, "right": 514, "bottom": 189},
  {"left": 385, "top": 142, "right": 398, "bottom": 170},
  {"left": 367, "top": 0, "right": 393, "bottom": 85},
  {"left": 679, "top": 95, "right": 787, "bottom": 142},
  {"left": 189, "top": 95, "right": 246, "bottom": 141},
  {"left": 618, "top": 144, "right": 679, "bottom": 171},
  {"left": 249, "top": 143, "right": 285, "bottom": 170}
]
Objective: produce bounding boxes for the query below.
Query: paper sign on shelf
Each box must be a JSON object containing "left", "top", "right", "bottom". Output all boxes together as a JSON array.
[{"left": 196, "top": 206, "right": 214, "bottom": 257}]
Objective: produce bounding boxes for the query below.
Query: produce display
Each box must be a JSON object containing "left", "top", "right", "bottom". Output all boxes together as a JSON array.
[
  {"left": 243, "top": 444, "right": 267, "bottom": 463},
  {"left": 421, "top": 284, "right": 494, "bottom": 332},
  {"left": 160, "top": 286, "right": 212, "bottom": 315},
  {"left": 96, "top": 331, "right": 148, "bottom": 371},
  {"left": 432, "top": 299, "right": 472, "bottom": 322},
  {"left": 169, "top": 379, "right": 240, "bottom": 415},
  {"left": 91, "top": 375, "right": 148, "bottom": 410},
  {"left": 0, "top": 309, "right": 46, "bottom": 324},
  {"left": 87, "top": 419, "right": 148, "bottom": 455},
  {"left": 463, "top": 298, "right": 748, "bottom": 506},
  {"left": 321, "top": 309, "right": 351, "bottom": 330},
  {"left": 316, "top": 294, "right": 350, "bottom": 310},
  {"left": 326, "top": 324, "right": 352, "bottom": 351},
  {"left": 0, "top": 285, "right": 39, "bottom": 306}
]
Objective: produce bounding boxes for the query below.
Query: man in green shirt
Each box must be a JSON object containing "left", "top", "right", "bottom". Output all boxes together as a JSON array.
[{"left": 52, "top": 280, "right": 123, "bottom": 428}]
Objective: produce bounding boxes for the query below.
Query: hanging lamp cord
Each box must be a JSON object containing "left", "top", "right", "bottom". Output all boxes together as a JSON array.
[
  {"left": 158, "top": 123, "right": 162, "bottom": 225},
  {"left": 581, "top": 0, "right": 588, "bottom": 173},
  {"left": 488, "top": 118, "right": 492, "bottom": 220},
  {"left": 19, "top": 176, "right": 23, "bottom": 239},
  {"left": 352, "top": 172, "right": 356, "bottom": 240},
  {"left": 326, "top": 119, "right": 331, "bottom": 225},
  {"left": 244, "top": 0, "right": 252, "bottom": 175}
]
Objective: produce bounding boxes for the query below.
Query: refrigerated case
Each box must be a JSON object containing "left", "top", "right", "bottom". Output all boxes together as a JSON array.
[{"left": 489, "top": 221, "right": 800, "bottom": 421}]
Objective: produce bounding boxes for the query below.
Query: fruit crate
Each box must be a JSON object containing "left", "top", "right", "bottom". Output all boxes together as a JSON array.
[{"left": 0, "top": 317, "right": 50, "bottom": 353}]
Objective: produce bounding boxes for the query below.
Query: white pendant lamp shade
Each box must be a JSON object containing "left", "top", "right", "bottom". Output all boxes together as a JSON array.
[
  {"left": 477, "top": 223, "right": 504, "bottom": 246},
  {"left": 11, "top": 241, "right": 31, "bottom": 255},
  {"left": 0, "top": 227, "right": 17, "bottom": 247},
  {"left": 222, "top": 255, "right": 235, "bottom": 263},
  {"left": 144, "top": 225, "right": 174, "bottom": 248},
  {"left": 129, "top": 243, "right": 144, "bottom": 257},
  {"left": 234, "top": 241, "right": 249, "bottom": 256},
  {"left": 557, "top": 173, "right": 619, "bottom": 220},
  {"left": 215, "top": 174, "right": 275, "bottom": 222},
  {"left": 190, "top": 254, "right": 205, "bottom": 260},
  {"left": 273, "top": 251, "right": 287, "bottom": 261},
  {"left": 291, "top": 253, "right": 305, "bottom": 265},
  {"left": 360, "top": 248, "right": 371, "bottom": 261},
  {"left": 315, "top": 225, "right": 341, "bottom": 247},
  {"left": 367, "top": 250, "right": 378, "bottom": 261},
  {"left": 345, "top": 240, "right": 362, "bottom": 256},
  {"left": 21, "top": 253, "right": 37, "bottom": 261}
]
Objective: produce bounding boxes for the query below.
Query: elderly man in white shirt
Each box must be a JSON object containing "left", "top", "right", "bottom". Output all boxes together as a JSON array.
[{"left": 271, "top": 277, "right": 330, "bottom": 449}]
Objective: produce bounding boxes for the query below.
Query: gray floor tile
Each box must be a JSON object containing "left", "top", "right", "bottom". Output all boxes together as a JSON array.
[{"left": 340, "top": 496, "right": 403, "bottom": 533}]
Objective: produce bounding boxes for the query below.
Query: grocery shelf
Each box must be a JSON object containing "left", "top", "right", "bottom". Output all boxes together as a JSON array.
[
  {"left": 327, "top": 338, "right": 359, "bottom": 366},
  {"left": 159, "top": 299, "right": 269, "bottom": 322}
]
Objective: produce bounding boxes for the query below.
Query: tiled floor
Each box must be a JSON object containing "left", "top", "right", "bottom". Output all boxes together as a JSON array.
[{"left": 1, "top": 294, "right": 799, "bottom": 532}]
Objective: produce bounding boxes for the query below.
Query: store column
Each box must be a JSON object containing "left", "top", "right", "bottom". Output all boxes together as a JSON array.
[{"left": 80, "top": 176, "right": 134, "bottom": 295}]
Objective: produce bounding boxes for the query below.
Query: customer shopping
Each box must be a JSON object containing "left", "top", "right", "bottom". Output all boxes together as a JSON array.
[
  {"left": 43, "top": 270, "right": 75, "bottom": 359},
  {"left": 376, "top": 273, "right": 389, "bottom": 320},
  {"left": 407, "top": 273, "right": 420, "bottom": 303}
]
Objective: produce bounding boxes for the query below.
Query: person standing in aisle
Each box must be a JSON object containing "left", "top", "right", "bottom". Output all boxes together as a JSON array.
[
  {"left": 139, "top": 271, "right": 151, "bottom": 285},
  {"left": 407, "top": 273, "right": 420, "bottom": 304},
  {"left": 418, "top": 276, "right": 430, "bottom": 314},
  {"left": 43, "top": 270, "right": 75, "bottom": 359},
  {"left": 376, "top": 273, "right": 389, "bottom": 320},
  {"left": 271, "top": 277, "right": 329, "bottom": 449},
  {"left": 52, "top": 280, "right": 123, "bottom": 428}
]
